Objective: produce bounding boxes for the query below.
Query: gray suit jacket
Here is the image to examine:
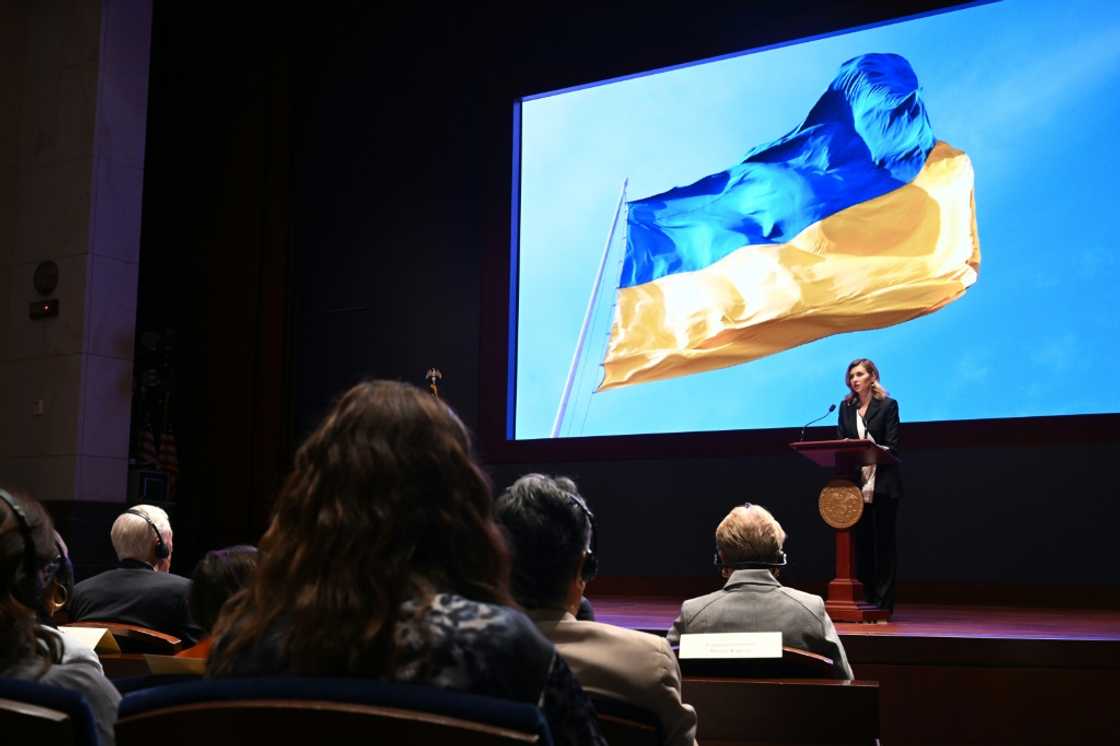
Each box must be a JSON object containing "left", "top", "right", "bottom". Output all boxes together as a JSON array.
[
  {"left": 530, "top": 609, "right": 698, "bottom": 746},
  {"left": 666, "top": 569, "right": 853, "bottom": 680}
]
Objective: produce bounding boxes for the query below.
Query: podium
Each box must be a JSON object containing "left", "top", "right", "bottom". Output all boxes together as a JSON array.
[{"left": 791, "top": 439, "right": 897, "bottom": 623}]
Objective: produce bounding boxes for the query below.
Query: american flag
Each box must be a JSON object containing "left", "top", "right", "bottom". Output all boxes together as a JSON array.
[
  {"left": 159, "top": 423, "right": 178, "bottom": 497},
  {"left": 141, "top": 418, "right": 159, "bottom": 467}
]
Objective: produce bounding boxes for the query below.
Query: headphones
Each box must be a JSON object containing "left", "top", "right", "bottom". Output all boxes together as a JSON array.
[
  {"left": 565, "top": 493, "right": 599, "bottom": 582},
  {"left": 126, "top": 509, "right": 170, "bottom": 560},
  {"left": 712, "top": 502, "right": 789, "bottom": 570},
  {"left": 0, "top": 488, "right": 44, "bottom": 607}
]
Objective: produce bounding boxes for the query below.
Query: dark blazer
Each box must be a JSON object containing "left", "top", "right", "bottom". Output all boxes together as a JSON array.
[
  {"left": 837, "top": 396, "right": 902, "bottom": 500},
  {"left": 70, "top": 559, "right": 200, "bottom": 644}
]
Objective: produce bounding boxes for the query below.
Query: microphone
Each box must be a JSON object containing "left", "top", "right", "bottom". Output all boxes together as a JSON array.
[{"left": 799, "top": 403, "right": 837, "bottom": 442}]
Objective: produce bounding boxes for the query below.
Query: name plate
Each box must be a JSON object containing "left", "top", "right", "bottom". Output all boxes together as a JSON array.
[
  {"left": 60, "top": 626, "right": 121, "bottom": 654},
  {"left": 678, "top": 632, "right": 782, "bottom": 659}
]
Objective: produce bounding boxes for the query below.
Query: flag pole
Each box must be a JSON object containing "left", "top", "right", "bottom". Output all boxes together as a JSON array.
[{"left": 550, "top": 178, "right": 628, "bottom": 438}]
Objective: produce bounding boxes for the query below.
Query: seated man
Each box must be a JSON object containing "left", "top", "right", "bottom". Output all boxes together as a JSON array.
[
  {"left": 70, "top": 504, "right": 199, "bottom": 644},
  {"left": 667, "top": 503, "right": 852, "bottom": 680},
  {"left": 496, "top": 474, "right": 698, "bottom": 746}
]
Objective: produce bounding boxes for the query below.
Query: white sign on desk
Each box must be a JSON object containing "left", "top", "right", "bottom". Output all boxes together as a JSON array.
[
  {"left": 59, "top": 625, "right": 121, "bottom": 654},
  {"left": 678, "top": 632, "right": 782, "bottom": 659}
]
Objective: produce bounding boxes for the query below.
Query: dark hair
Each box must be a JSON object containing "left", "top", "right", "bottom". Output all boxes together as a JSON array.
[
  {"left": 208, "top": 380, "right": 511, "bottom": 676},
  {"left": 495, "top": 474, "right": 590, "bottom": 610},
  {"left": 189, "top": 545, "right": 259, "bottom": 633},
  {"left": 0, "top": 489, "right": 63, "bottom": 672},
  {"left": 40, "top": 530, "right": 74, "bottom": 625}
]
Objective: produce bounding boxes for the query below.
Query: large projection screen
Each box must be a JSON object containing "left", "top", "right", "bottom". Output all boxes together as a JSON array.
[{"left": 510, "top": 0, "right": 1120, "bottom": 441}]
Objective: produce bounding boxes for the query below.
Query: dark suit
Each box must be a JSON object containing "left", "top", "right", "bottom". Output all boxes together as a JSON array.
[
  {"left": 70, "top": 559, "right": 200, "bottom": 644},
  {"left": 838, "top": 396, "right": 902, "bottom": 610}
]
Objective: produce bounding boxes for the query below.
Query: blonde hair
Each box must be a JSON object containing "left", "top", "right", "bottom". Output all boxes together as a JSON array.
[
  {"left": 715, "top": 504, "right": 786, "bottom": 565},
  {"left": 111, "top": 505, "right": 171, "bottom": 563},
  {"left": 843, "top": 358, "right": 889, "bottom": 405}
]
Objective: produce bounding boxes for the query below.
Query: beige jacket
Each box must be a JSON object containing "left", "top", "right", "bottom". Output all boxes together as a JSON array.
[{"left": 530, "top": 609, "right": 699, "bottom": 746}]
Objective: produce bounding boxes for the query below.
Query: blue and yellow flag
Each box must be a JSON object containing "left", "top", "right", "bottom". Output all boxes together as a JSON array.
[{"left": 599, "top": 53, "right": 980, "bottom": 390}]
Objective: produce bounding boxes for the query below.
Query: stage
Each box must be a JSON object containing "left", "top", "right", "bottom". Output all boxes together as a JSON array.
[{"left": 592, "top": 596, "right": 1120, "bottom": 745}]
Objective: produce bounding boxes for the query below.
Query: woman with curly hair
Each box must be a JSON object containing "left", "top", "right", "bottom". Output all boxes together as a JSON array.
[
  {"left": 207, "top": 380, "right": 605, "bottom": 745},
  {"left": 1, "top": 488, "right": 120, "bottom": 744}
]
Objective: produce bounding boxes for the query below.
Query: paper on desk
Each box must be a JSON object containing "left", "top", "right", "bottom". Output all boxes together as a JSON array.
[
  {"left": 144, "top": 654, "right": 205, "bottom": 675},
  {"left": 60, "top": 626, "right": 121, "bottom": 654},
  {"left": 678, "top": 631, "right": 782, "bottom": 659}
]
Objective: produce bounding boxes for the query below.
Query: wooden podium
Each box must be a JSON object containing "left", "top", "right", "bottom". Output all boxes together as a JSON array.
[{"left": 791, "top": 439, "right": 897, "bottom": 623}]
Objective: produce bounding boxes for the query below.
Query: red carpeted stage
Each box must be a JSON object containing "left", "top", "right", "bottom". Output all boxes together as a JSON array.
[{"left": 592, "top": 596, "right": 1120, "bottom": 745}]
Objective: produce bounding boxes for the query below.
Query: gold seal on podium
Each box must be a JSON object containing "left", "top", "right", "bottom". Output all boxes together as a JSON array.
[{"left": 818, "top": 479, "right": 864, "bottom": 529}]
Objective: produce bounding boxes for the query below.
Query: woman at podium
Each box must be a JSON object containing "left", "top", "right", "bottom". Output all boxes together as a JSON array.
[{"left": 838, "top": 358, "right": 901, "bottom": 612}]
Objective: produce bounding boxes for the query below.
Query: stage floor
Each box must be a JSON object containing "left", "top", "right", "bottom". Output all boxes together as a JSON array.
[
  {"left": 593, "top": 595, "right": 1120, "bottom": 643},
  {"left": 593, "top": 595, "right": 1120, "bottom": 744}
]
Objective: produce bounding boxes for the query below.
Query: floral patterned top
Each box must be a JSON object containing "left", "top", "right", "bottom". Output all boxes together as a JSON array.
[{"left": 211, "top": 593, "right": 606, "bottom": 746}]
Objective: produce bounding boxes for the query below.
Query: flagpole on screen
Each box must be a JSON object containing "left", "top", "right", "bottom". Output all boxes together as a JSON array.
[{"left": 550, "top": 178, "right": 628, "bottom": 438}]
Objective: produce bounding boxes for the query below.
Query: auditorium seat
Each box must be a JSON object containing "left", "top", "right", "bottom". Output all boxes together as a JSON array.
[
  {"left": 590, "top": 694, "right": 662, "bottom": 746},
  {"left": 0, "top": 677, "right": 98, "bottom": 746},
  {"left": 116, "top": 677, "right": 553, "bottom": 746}
]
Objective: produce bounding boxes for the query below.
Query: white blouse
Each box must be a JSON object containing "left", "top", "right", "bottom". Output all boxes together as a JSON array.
[{"left": 856, "top": 411, "right": 877, "bottom": 503}]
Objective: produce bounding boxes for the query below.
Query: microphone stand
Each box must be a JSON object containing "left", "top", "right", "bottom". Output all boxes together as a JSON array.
[{"left": 799, "top": 404, "right": 837, "bottom": 442}]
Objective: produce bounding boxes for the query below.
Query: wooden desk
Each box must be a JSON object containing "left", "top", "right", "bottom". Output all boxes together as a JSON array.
[{"left": 682, "top": 676, "right": 879, "bottom": 746}]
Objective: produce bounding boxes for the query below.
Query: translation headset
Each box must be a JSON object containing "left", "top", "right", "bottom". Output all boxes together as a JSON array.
[
  {"left": 712, "top": 502, "right": 789, "bottom": 570},
  {"left": 0, "top": 488, "right": 44, "bottom": 607},
  {"left": 126, "top": 508, "right": 170, "bottom": 560},
  {"left": 564, "top": 492, "right": 599, "bottom": 582}
]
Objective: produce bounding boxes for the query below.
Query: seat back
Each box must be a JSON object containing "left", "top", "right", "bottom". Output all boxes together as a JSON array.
[
  {"left": 590, "top": 695, "right": 662, "bottom": 746},
  {"left": 66, "top": 621, "right": 182, "bottom": 654},
  {"left": 678, "top": 645, "right": 837, "bottom": 679},
  {"left": 117, "top": 677, "right": 552, "bottom": 746},
  {"left": 682, "top": 676, "right": 879, "bottom": 746},
  {"left": 0, "top": 677, "right": 98, "bottom": 746}
]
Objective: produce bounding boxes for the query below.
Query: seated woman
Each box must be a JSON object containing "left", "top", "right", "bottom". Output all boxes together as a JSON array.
[
  {"left": 1, "top": 488, "right": 121, "bottom": 745},
  {"left": 176, "top": 545, "right": 258, "bottom": 659},
  {"left": 207, "top": 380, "right": 605, "bottom": 746}
]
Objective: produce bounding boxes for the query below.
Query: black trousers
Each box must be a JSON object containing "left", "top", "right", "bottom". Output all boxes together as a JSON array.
[{"left": 854, "top": 496, "right": 898, "bottom": 610}]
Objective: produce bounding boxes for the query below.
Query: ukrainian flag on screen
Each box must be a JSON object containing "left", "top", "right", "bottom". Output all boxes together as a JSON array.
[{"left": 599, "top": 53, "right": 980, "bottom": 391}]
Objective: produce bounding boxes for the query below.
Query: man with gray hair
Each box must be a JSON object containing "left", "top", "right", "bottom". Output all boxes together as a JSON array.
[
  {"left": 496, "top": 474, "right": 698, "bottom": 746},
  {"left": 667, "top": 503, "right": 852, "bottom": 680},
  {"left": 70, "top": 505, "right": 199, "bottom": 643}
]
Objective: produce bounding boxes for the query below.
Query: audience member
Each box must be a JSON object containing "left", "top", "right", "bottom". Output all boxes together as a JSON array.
[
  {"left": 667, "top": 503, "right": 853, "bottom": 680},
  {"left": 43, "top": 530, "right": 75, "bottom": 623},
  {"left": 38, "top": 529, "right": 103, "bottom": 669},
  {"left": 496, "top": 474, "right": 698, "bottom": 746},
  {"left": 207, "top": 380, "right": 606, "bottom": 746},
  {"left": 70, "top": 504, "right": 200, "bottom": 644},
  {"left": 176, "top": 545, "right": 258, "bottom": 659},
  {"left": 1, "top": 488, "right": 121, "bottom": 744}
]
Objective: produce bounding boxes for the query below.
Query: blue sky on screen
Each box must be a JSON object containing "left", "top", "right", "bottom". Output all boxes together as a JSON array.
[{"left": 514, "top": 0, "right": 1120, "bottom": 439}]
